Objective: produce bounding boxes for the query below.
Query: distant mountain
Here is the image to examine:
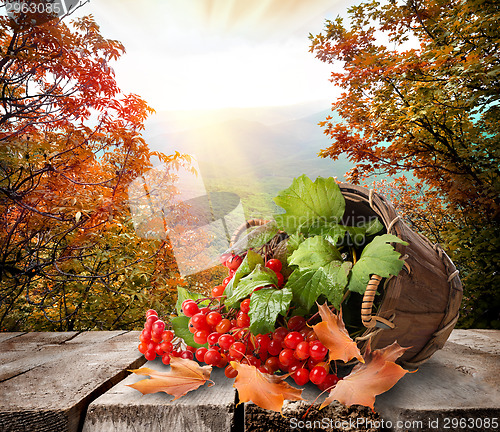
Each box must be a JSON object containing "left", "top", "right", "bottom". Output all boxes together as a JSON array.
[
  {"left": 141, "top": 102, "right": 352, "bottom": 218},
  {"left": 143, "top": 100, "right": 335, "bottom": 135},
  {"left": 143, "top": 103, "right": 350, "bottom": 180}
]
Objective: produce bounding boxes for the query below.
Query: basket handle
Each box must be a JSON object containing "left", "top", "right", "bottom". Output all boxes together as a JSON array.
[
  {"left": 361, "top": 275, "right": 395, "bottom": 329},
  {"left": 230, "top": 219, "right": 269, "bottom": 246}
]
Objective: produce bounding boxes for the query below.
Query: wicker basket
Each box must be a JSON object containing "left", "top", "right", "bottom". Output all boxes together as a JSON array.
[
  {"left": 232, "top": 184, "right": 463, "bottom": 367},
  {"left": 339, "top": 183, "right": 462, "bottom": 367}
]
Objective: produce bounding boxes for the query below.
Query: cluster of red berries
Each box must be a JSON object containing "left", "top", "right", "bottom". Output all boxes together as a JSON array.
[
  {"left": 181, "top": 298, "right": 339, "bottom": 390},
  {"left": 138, "top": 309, "right": 196, "bottom": 364},
  {"left": 137, "top": 253, "right": 340, "bottom": 391},
  {"left": 211, "top": 255, "right": 285, "bottom": 298}
]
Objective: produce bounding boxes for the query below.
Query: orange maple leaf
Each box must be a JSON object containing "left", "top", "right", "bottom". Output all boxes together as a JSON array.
[
  {"left": 231, "top": 361, "right": 303, "bottom": 413},
  {"left": 320, "top": 341, "right": 410, "bottom": 410},
  {"left": 312, "top": 302, "right": 364, "bottom": 363},
  {"left": 128, "top": 357, "right": 213, "bottom": 400}
]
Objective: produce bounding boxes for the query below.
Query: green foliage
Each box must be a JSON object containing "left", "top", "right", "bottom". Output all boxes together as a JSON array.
[
  {"left": 223, "top": 250, "right": 264, "bottom": 299},
  {"left": 225, "top": 265, "right": 278, "bottom": 307},
  {"left": 348, "top": 235, "right": 408, "bottom": 294},
  {"left": 310, "top": 0, "right": 500, "bottom": 328},
  {"left": 276, "top": 175, "right": 406, "bottom": 317},
  {"left": 218, "top": 175, "right": 406, "bottom": 333},
  {"left": 274, "top": 175, "right": 345, "bottom": 234},
  {"left": 175, "top": 287, "right": 210, "bottom": 315},
  {"left": 286, "top": 261, "right": 351, "bottom": 312},
  {"left": 289, "top": 236, "right": 342, "bottom": 269},
  {"left": 248, "top": 287, "right": 293, "bottom": 335},
  {"left": 171, "top": 316, "right": 206, "bottom": 349}
]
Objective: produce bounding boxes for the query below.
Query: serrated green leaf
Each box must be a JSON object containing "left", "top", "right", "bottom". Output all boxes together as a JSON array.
[
  {"left": 175, "top": 286, "right": 209, "bottom": 315},
  {"left": 348, "top": 234, "right": 408, "bottom": 294},
  {"left": 224, "top": 250, "right": 264, "bottom": 298},
  {"left": 286, "top": 233, "right": 304, "bottom": 257},
  {"left": 343, "top": 218, "right": 384, "bottom": 245},
  {"left": 225, "top": 265, "right": 278, "bottom": 307},
  {"left": 273, "top": 175, "right": 345, "bottom": 234},
  {"left": 286, "top": 261, "right": 351, "bottom": 311},
  {"left": 171, "top": 315, "right": 206, "bottom": 349},
  {"left": 288, "top": 236, "right": 342, "bottom": 269},
  {"left": 305, "top": 223, "right": 347, "bottom": 245},
  {"left": 248, "top": 287, "right": 293, "bottom": 335},
  {"left": 305, "top": 218, "right": 383, "bottom": 246}
]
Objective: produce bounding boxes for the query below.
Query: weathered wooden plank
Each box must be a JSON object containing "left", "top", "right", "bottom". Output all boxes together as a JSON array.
[
  {"left": 6, "top": 332, "right": 79, "bottom": 345},
  {"left": 245, "top": 330, "right": 500, "bottom": 432},
  {"left": 83, "top": 362, "right": 239, "bottom": 432},
  {"left": 447, "top": 329, "right": 500, "bottom": 356},
  {"left": 0, "top": 333, "right": 26, "bottom": 343},
  {"left": 374, "top": 333, "right": 500, "bottom": 432},
  {"left": 0, "top": 331, "right": 144, "bottom": 432},
  {"left": 0, "top": 332, "right": 126, "bottom": 382},
  {"left": 0, "top": 332, "right": 78, "bottom": 354},
  {"left": 64, "top": 331, "right": 129, "bottom": 345},
  {"left": 0, "top": 344, "right": 71, "bottom": 382}
]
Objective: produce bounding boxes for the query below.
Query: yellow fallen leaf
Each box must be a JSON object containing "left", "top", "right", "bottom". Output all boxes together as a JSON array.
[
  {"left": 321, "top": 341, "right": 410, "bottom": 410},
  {"left": 312, "top": 302, "right": 364, "bottom": 363},
  {"left": 231, "top": 361, "right": 303, "bottom": 413},
  {"left": 128, "top": 357, "right": 213, "bottom": 400}
]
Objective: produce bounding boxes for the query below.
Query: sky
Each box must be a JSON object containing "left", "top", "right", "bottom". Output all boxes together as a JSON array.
[{"left": 73, "top": 0, "right": 355, "bottom": 111}]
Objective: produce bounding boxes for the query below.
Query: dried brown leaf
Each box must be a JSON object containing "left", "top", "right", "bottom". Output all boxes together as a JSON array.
[
  {"left": 321, "top": 341, "right": 410, "bottom": 410},
  {"left": 231, "top": 361, "right": 303, "bottom": 413},
  {"left": 312, "top": 302, "right": 364, "bottom": 363},
  {"left": 128, "top": 357, "right": 213, "bottom": 400}
]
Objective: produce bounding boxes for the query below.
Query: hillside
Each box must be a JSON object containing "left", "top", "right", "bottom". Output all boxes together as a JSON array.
[{"left": 142, "top": 103, "right": 352, "bottom": 219}]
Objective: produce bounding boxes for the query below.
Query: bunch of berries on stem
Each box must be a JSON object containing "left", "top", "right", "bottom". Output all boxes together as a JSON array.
[{"left": 137, "top": 253, "right": 341, "bottom": 391}]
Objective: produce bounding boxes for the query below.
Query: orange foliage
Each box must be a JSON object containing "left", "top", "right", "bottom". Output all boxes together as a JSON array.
[
  {"left": 321, "top": 341, "right": 409, "bottom": 410},
  {"left": 310, "top": 0, "right": 499, "bottom": 218},
  {"left": 0, "top": 14, "right": 192, "bottom": 330},
  {"left": 312, "top": 303, "right": 364, "bottom": 364},
  {"left": 129, "top": 358, "right": 213, "bottom": 400},
  {"left": 230, "top": 361, "right": 303, "bottom": 413}
]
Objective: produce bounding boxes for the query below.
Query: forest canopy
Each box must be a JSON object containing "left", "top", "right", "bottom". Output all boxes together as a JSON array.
[
  {"left": 310, "top": 0, "right": 500, "bottom": 328},
  {"left": 0, "top": 10, "right": 200, "bottom": 331}
]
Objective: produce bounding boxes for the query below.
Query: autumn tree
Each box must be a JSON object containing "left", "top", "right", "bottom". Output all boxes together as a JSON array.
[
  {"left": 310, "top": 0, "right": 500, "bottom": 328},
  {"left": 0, "top": 8, "right": 193, "bottom": 330}
]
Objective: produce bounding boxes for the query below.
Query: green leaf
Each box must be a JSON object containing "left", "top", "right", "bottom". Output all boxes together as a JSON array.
[
  {"left": 286, "top": 261, "right": 351, "bottom": 311},
  {"left": 286, "top": 233, "right": 304, "bottom": 257},
  {"left": 305, "top": 223, "right": 347, "bottom": 245},
  {"left": 225, "top": 265, "right": 278, "bottom": 307},
  {"left": 273, "top": 175, "right": 345, "bottom": 234},
  {"left": 171, "top": 316, "right": 206, "bottom": 349},
  {"left": 175, "top": 286, "right": 209, "bottom": 315},
  {"left": 343, "top": 218, "right": 384, "bottom": 245},
  {"left": 288, "top": 236, "right": 342, "bottom": 269},
  {"left": 305, "top": 218, "right": 383, "bottom": 246},
  {"left": 348, "top": 234, "right": 408, "bottom": 294},
  {"left": 248, "top": 287, "right": 293, "bottom": 335},
  {"left": 223, "top": 250, "right": 264, "bottom": 298}
]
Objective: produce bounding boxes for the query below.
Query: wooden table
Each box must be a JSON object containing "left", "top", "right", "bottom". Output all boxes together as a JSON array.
[
  {"left": 0, "top": 331, "right": 144, "bottom": 432},
  {"left": 1, "top": 330, "right": 499, "bottom": 432}
]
